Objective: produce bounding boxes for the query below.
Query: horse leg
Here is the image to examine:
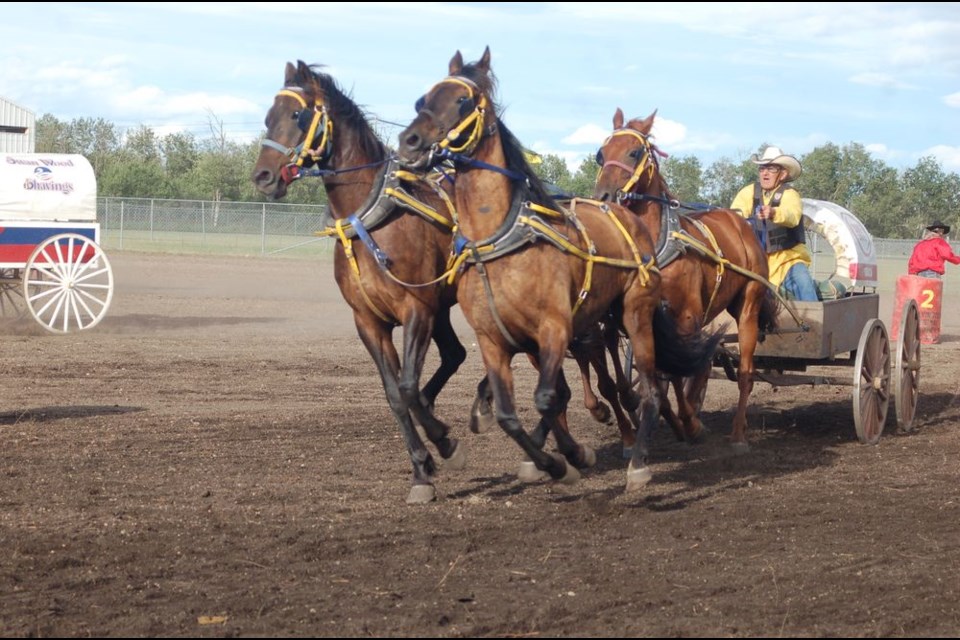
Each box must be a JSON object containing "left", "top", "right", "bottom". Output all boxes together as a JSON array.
[
  {"left": 572, "top": 345, "right": 612, "bottom": 425},
  {"left": 529, "top": 330, "right": 590, "bottom": 479},
  {"left": 545, "top": 368, "right": 596, "bottom": 469},
  {"left": 620, "top": 298, "right": 663, "bottom": 492},
  {"left": 658, "top": 375, "right": 688, "bottom": 442},
  {"left": 598, "top": 323, "right": 641, "bottom": 458},
  {"left": 477, "top": 336, "right": 578, "bottom": 484},
  {"left": 355, "top": 318, "right": 441, "bottom": 504},
  {"left": 588, "top": 343, "right": 637, "bottom": 459},
  {"left": 469, "top": 376, "right": 497, "bottom": 434},
  {"left": 679, "top": 367, "right": 712, "bottom": 443},
  {"left": 400, "top": 317, "right": 466, "bottom": 472},
  {"left": 517, "top": 356, "right": 595, "bottom": 470},
  {"left": 420, "top": 306, "right": 467, "bottom": 408},
  {"left": 730, "top": 291, "right": 763, "bottom": 453}
]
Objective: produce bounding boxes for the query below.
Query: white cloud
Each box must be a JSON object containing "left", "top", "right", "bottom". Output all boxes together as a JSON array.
[
  {"left": 650, "top": 117, "right": 687, "bottom": 147},
  {"left": 562, "top": 124, "right": 608, "bottom": 146},
  {"left": 944, "top": 92, "right": 960, "bottom": 108},
  {"left": 849, "top": 73, "right": 917, "bottom": 90},
  {"left": 923, "top": 145, "right": 960, "bottom": 172}
]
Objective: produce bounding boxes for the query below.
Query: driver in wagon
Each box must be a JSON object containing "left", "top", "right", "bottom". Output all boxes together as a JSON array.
[{"left": 730, "top": 146, "right": 820, "bottom": 302}]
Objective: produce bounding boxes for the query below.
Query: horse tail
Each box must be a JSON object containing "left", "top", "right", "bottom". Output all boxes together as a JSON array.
[
  {"left": 758, "top": 289, "right": 780, "bottom": 336},
  {"left": 652, "top": 305, "right": 723, "bottom": 377}
]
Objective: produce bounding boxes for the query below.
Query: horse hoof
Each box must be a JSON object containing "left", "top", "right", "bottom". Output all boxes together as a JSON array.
[
  {"left": 558, "top": 461, "right": 581, "bottom": 485},
  {"left": 579, "top": 445, "right": 597, "bottom": 469},
  {"left": 730, "top": 440, "right": 751, "bottom": 454},
  {"left": 590, "top": 403, "right": 612, "bottom": 425},
  {"left": 687, "top": 425, "right": 709, "bottom": 445},
  {"left": 470, "top": 403, "right": 497, "bottom": 434},
  {"left": 442, "top": 440, "right": 467, "bottom": 471},
  {"left": 517, "top": 460, "right": 550, "bottom": 483},
  {"left": 625, "top": 463, "right": 653, "bottom": 491},
  {"left": 406, "top": 484, "right": 436, "bottom": 504}
]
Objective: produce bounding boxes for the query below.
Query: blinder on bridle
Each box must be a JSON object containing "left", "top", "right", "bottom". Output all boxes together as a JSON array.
[
  {"left": 293, "top": 107, "right": 315, "bottom": 133},
  {"left": 414, "top": 93, "right": 476, "bottom": 119},
  {"left": 261, "top": 88, "right": 335, "bottom": 185}
]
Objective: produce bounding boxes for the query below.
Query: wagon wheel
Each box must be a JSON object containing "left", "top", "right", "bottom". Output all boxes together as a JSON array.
[
  {"left": 852, "top": 319, "right": 891, "bottom": 445},
  {"left": 894, "top": 299, "right": 921, "bottom": 432},
  {"left": 23, "top": 233, "right": 114, "bottom": 334},
  {"left": 0, "top": 268, "right": 26, "bottom": 318}
]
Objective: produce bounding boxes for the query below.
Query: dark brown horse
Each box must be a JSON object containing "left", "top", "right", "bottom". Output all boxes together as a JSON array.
[
  {"left": 396, "top": 48, "right": 719, "bottom": 490},
  {"left": 594, "top": 109, "right": 778, "bottom": 451},
  {"left": 251, "top": 61, "right": 470, "bottom": 504}
]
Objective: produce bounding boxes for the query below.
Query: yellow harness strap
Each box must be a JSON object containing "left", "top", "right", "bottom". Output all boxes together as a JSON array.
[{"left": 334, "top": 220, "right": 392, "bottom": 324}]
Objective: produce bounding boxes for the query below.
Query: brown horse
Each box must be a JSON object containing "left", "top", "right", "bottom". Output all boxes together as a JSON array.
[
  {"left": 594, "top": 109, "right": 778, "bottom": 451},
  {"left": 396, "top": 48, "right": 719, "bottom": 490},
  {"left": 250, "top": 61, "right": 471, "bottom": 504}
]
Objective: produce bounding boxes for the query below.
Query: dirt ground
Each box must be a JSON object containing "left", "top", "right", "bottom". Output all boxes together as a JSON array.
[{"left": 2, "top": 251, "right": 960, "bottom": 638}]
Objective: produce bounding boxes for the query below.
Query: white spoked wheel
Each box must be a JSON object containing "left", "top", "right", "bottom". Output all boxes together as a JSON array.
[{"left": 23, "top": 233, "right": 114, "bottom": 333}]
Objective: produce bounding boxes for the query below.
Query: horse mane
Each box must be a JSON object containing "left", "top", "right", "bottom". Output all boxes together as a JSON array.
[
  {"left": 289, "top": 63, "right": 386, "bottom": 161},
  {"left": 457, "top": 60, "right": 555, "bottom": 205}
]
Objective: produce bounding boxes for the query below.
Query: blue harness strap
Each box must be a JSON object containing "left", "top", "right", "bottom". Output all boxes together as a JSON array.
[{"left": 346, "top": 214, "right": 391, "bottom": 270}]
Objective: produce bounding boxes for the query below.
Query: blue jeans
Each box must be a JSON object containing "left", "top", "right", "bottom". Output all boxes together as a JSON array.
[
  {"left": 916, "top": 269, "right": 941, "bottom": 279},
  {"left": 781, "top": 263, "right": 820, "bottom": 301}
]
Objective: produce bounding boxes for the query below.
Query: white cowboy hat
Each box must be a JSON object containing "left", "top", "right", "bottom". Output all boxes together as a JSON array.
[{"left": 750, "top": 145, "right": 802, "bottom": 181}]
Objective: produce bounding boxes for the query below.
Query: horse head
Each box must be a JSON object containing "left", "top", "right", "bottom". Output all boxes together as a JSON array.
[
  {"left": 594, "top": 109, "right": 665, "bottom": 205},
  {"left": 396, "top": 47, "right": 499, "bottom": 170},
  {"left": 251, "top": 60, "right": 338, "bottom": 199}
]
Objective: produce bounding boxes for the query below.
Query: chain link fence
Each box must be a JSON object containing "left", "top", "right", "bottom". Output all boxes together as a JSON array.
[
  {"left": 96, "top": 197, "right": 953, "bottom": 267},
  {"left": 98, "top": 197, "right": 335, "bottom": 258}
]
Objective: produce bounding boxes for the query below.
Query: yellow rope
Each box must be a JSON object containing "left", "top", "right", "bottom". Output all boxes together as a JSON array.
[{"left": 334, "top": 220, "right": 392, "bottom": 323}]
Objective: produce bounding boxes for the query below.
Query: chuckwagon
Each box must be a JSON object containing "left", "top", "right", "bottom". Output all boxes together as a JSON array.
[
  {"left": 707, "top": 198, "right": 921, "bottom": 444},
  {"left": 0, "top": 153, "right": 113, "bottom": 333}
]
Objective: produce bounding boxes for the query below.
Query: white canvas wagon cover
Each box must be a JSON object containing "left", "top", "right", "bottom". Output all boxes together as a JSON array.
[
  {"left": 0, "top": 153, "right": 96, "bottom": 221},
  {"left": 802, "top": 198, "right": 878, "bottom": 288}
]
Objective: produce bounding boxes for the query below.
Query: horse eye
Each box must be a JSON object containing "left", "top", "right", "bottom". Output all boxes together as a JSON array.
[
  {"left": 629, "top": 148, "right": 642, "bottom": 160},
  {"left": 595, "top": 150, "right": 604, "bottom": 166},
  {"left": 414, "top": 95, "right": 425, "bottom": 113}
]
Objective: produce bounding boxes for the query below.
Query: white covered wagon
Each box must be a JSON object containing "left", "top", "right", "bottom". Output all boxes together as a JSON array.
[
  {"left": 709, "top": 198, "right": 921, "bottom": 444},
  {"left": 0, "top": 153, "right": 113, "bottom": 332}
]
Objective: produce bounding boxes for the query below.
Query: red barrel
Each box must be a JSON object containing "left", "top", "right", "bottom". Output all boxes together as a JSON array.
[{"left": 891, "top": 275, "right": 942, "bottom": 344}]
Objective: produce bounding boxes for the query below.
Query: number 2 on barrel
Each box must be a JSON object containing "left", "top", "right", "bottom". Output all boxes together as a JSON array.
[{"left": 921, "top": 288, "right": 936, "bottom": 309}]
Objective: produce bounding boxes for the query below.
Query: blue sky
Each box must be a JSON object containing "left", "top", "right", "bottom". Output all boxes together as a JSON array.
[{"left": 2, "top": 2, "right": 959, "bottom": 173}]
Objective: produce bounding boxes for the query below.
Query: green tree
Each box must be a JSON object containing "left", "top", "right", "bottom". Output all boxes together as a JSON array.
[
  {"left": 702, "top": 157, "right": 747, "bottom": 208},
  {"left": 568, "top": 155, "right": 599, "bottom": 197},
  {"left": 660, "top": 155, "right": 704, "bottom": 204},
  {"left": 533, "top": 153, "right": 572, "bottom": 191}
]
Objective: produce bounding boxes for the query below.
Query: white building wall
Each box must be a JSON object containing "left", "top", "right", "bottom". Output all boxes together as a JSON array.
[{"left": 0, "top": 97, "right": 36, "bottom": 153}]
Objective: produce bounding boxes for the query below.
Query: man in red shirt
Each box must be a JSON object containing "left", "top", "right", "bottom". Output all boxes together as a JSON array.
[{"left": 908, "top": 220, "right": 960, "bottom": 278}]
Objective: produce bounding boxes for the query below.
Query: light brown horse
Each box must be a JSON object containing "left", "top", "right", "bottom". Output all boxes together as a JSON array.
[
  {"left": 250, "top": 61, "right": 471, "bottom": 504},
  {"left": 594, "top": 109, "right": 778, "bottom": 450},
  {"left": 396, "top": 48, "right": 719, "bottom": 490}
]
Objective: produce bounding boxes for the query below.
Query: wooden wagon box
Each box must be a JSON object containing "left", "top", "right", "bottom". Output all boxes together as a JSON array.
[
  {"left": 754, "top": 293, "right": 880, "bottom": 360},
  {"left": 708, "top": 293, "right": 880, "bottom": 361}
]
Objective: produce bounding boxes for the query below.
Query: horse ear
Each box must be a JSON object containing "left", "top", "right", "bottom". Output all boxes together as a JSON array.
[
  {"left": 477, "top": 46, "right": 492, "bottom": 73},
  {"left": 296, "top": 60, "right": 312, "bottom": 80},
  {"left": 613, "top": 108, "right": 624, "bottom": 129},
  {"left": 449, "top": 51, "right": 464, "bottom": 75},
  {"left": 285, "top": 62, "right": 297, "bottom": 85},
  {"left": 634, "top": 110, "right": 656, "bottom": 135}
]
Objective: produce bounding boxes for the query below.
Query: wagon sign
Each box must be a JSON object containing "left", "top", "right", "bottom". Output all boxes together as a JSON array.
[{"left": 0, "top": 153, "right": 113, "bottom": 333}]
